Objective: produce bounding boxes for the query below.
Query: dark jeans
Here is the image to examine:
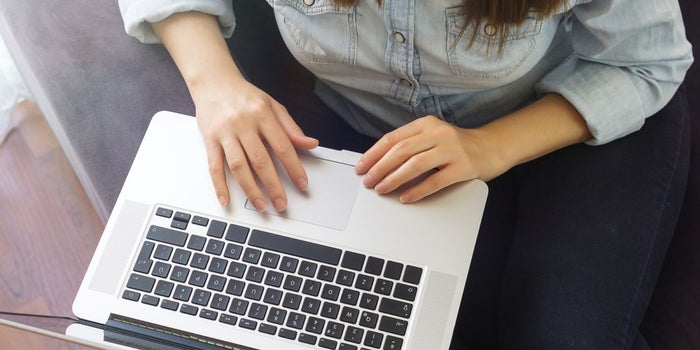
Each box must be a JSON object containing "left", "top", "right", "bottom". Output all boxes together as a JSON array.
[{"left": 451, "top": 88, "right": 690, "bottom": 350}]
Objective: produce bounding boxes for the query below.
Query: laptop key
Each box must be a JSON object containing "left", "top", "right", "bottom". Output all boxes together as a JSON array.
[
  {"left": 340, "top": 307, "right": 360, "bottom": 324},
  {"left": 299, "top": 333, "right": 317, "bottom": 345},
  {"left": 319, "top": 338, "right": 338, "bottom": 349},
  {"left": 155, "top": 207, "right": 173, "bottom": 218},
  {"left": 267, "top": 307, "right": 286, "bottom": 325},
  {"left": 209, "top": 257, "right": 228, "bottom": 274},
  {"left": 259, "top": 323, "right": 277, "bottom": 335},
  {"left": 243, "top": 248, "right": 262, "bottom": 264},
  {"left": 355, "top": 274, "right": 374, "bottom": 291},
  {"left": 248, "top": 303, "right": 268, "bottom": 320},
  {"left": 219, "top": 313, "right": 237, "bottom": 326},
  {"left": 379, "top": 298, "right": 413, "bottom": 319},
  {"left": 374, "top": 279, "right": 393, "bottom": 296},
  {"left": 280, "top": 256, "right": 299, "bottom": 273},
  {"left": 302, "top": 279, "right": 321, "bottom": 296},
  {"left": 317, "top": 265, "right": 336, "bottom": 282},
  {"left": 170, "top": 220, "right": 187, "bottom": 230},
  {"left": 207, "top": 220, "right": 226, "bottom": 237},
  {"left": 365, "top": 257, "right": 384, "bottom": 276},
  {"left": 263, "top": 288, "right": 283, "bottom": 305},
  {"left": 224, "top": 243, "right": 244, "bottom": 260},
  {"left": 403, "top": 265, "right": 423, "bottom": 285},
  {"left": 393, "top": 283, "right": 417, "bottom": 302},
  {"left": 210, "top": 293, "right": 231, "bottom": 311},
  {"left": 302, "top": 297, "right": 322, "bottom": 315},
  {"left": 153, "top": 244, "right": 173, "bottom": 261},
  {"left": 340, "top": 289, "right": 360, "bottom": 306},
  {"left": 283, "top": 293, "right": 302, "bottom": 310},
  {"left": 286, "top": 312, "right": 306, "bottom": 329},
  {"left": 379, "top": 315, "right": 408, "bottom": 336},
  {"left": 192, "top": 289, "right": 211, "bottom": 306},
  {"left": 321, "top": 302, "right": 341, "bottom": 319},
  {"left": 360, "top": 293, "right": 379, "bottom": 310},
  {"left": 224, "top": 224, "right": 249, "bottom": 243},
  {"left": 239, "top": 318, "right": 257, "bottom": 330},
  {"left": 336, "top": 270, "right": 356, "bottom": 287},
  {"left": 244, "top": 284, "right": 264, "bottom": 301},
  {"left": 227, "top": 262, "right": 246, "bottom": 279},
  {"left": 180, "top": 304, "right": 198, "bottom": 315},
  {"left": 230, "top": 298, "right": 249, "bottom": 315},
  {"left": 261, "top": 252, "right": 281, "bottom": 268},
  {"left": 161, "top": 299, "right": 179, "bottom": 311},
  {"left": 278, "top": 328, "right": 297, "bottom": 340},
  {"left": 264, "top": 271, "right": 284, "bottom": 288},
  {"left": 283, "top": 275, "right": 302, "bottom": 292},
  {"left": 171, "top": 266, "right": 190, "bottom": 283},
  {"left": 341, "top": 251, "right": 365, "bottom": 271},
  {"left": 172, "top": 248, "right": 191, "bottom": 265},
  {"left": 192, "top": 215, "right": 210, "bottom": 227},
  {"left": 191, "top": 253, "right": 209, "bottom": 269},
  {"left": 126, "top": 273, "right": 155, "bottom": 293},
  {"left": 141, "top": 295, "right": 160, "bottom": 306},
  {"left": 306, "top": 317, "right": 325, "bottom": 334},
  {"left": 155, "top": 280, "right": 174, "bottom": 297},
  {"left": 225, "top": 279, "right": 245, "bottom": 296},
  {"left": 146, "top": 225, "right": 187, "bottom": 247},
  {"left": 152, "top": 261, "right": 171, "bottom": 278},
  {"left": 199, "top": 309, "right": 218, "bottom": 320},
  {"left": 299, "top": 261, "right": 318, "bottom": 278},
  {"left": 188, "top": 270, "right": 208, "bottom": 287},
  {"left": 383, "top": 261, "right": 403, "bottom": 280},
  {"left": 173, "top": 211, "right": 191, "bottom": 223},
  {"left": 173, "top": 285, "right": 193, "bottom": 301},
  {"left": 364, "top": 331, "right": 383, "bottom": 349},
  {"left": 344, "top": 326, "right": 364, "bottom": 344},
  {"left": 248, "top": 229, "right": 342, "bottom": 266},
  {"left": 122, "top": 290, "right": 140, "bottom": 301},
  {"left": 207, "top": 275, "right": 227, "bottom": 292},
  {"left": 321, "top": 284, "right": 341, "bottom": 301},
  {"left": 339, "top": 343, "right": 358, "bottom": 350},
  {"left": 205, "top": 239, "right": 225, "bottom": 256},
  {"left": 384, "top": 335, "right": 403, "bottom": 350},
  {"left": 187, "top": 235, "right": 206, "bottom": 251},
  {"left": 245, "top": 266, "right": 265, "bottom": 283},
  {"left": 324, "top": 321, "right": 344, "bottom": 339},
  {"left": 359, "top": 311, "right": 379, "bottom": 329}
]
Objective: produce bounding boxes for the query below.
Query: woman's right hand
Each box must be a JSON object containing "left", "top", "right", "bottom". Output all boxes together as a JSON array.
[
  {"left": 192, "top": 76, "right": 318, "bottom": 212},
  {"left": 153, "top": 11, "right": 317, "bottom": 212}
]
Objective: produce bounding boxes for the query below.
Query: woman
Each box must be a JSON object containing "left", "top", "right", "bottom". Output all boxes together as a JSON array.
[{"left": 119, "top": 0, "right": 693, "bottom": 348}]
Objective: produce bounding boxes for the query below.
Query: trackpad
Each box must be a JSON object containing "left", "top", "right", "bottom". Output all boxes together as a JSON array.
[{"left": 245, "top": 154, "right": 360, "bottom": 230}]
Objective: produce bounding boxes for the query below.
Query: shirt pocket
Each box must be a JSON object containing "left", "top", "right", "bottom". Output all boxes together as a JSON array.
[
  {"left": 445, "top": 6, "right": 542, "bottom": 80},
  {"left": 275, "top": 0, "right": 358, "bottom": 65}
]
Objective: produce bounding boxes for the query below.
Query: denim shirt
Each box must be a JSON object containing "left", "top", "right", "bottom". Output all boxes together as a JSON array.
[{"left": 119, "top": 0, "right": 693, "bottom": 144}]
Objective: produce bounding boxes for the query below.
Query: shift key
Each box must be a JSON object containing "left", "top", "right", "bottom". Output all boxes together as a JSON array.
[{"left": 146, "top": 225, "right": 188, "bottom": 247}]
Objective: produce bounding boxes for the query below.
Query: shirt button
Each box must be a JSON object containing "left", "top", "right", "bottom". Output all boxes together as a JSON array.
[
  {"left": 393, "top": 32, "right": 406, "bottom": 44},
  {"left": 484, "top": 24, "right": 497, "bottom": 36},
  {"left": 303, "top": 0, "right": 314, "bottom": 5}
]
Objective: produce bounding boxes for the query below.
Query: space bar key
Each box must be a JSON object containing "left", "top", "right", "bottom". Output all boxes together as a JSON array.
[{"left": 248, "top": 229, "right": 342, "bottom": 266}]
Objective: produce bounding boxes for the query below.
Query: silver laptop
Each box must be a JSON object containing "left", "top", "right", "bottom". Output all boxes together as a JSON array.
[{"left": 73, "top": 111, "right": 488, "bottom": 350}]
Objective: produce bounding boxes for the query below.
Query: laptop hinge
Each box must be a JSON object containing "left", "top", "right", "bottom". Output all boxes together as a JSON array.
[{"left": 106, "top": 314, "right": 257, "bottom": 350}]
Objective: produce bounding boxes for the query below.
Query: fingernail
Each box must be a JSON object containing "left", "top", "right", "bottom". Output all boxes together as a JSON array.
[
  {"left": 363, "top": 174, "right": 374, "bottom": 188},
  {"left": 399, "top": 193, "right": 411, "bottom": 203},
  {"left": 355, "top": 161, "right": 366, "bottom": 174},
  {"left": 219, "top": 196, "right": 228, "bottom": 207},
  {"left": 296, "top": 177, "right": 308, "bottom": 190},
  {"left": 375, "top": 182, "right": 387, "bottom": 194},
  {"left": 273, "top": 197, "right": 287, "bottom": 212},
  {"left": 253, "top": 199, "right": 267, "bottom": 212}
]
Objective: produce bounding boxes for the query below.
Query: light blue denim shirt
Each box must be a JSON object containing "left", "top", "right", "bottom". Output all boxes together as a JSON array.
[{"left": 119, "top": 0, "right": 693, "bottom": 145}]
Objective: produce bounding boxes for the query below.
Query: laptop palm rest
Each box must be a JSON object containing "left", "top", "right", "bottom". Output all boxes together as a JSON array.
[
  {"left": 244, "top": 153, "right": 361, "bottom": 231},
  {"left": 88, "top": 200, "right": 149, "bottom": 295}
]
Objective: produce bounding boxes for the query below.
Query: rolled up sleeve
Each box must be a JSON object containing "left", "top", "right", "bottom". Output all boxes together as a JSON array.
[
  {"left": 536, "top": 0, "right": 693, "bottom": 145},
  {"left": 118, "top": 0, "right": 235, "bottom": 44}
]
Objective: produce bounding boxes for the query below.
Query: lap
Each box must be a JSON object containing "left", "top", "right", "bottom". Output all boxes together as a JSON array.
[{"left": 454, "top": 89, "right": 690, "bottom": 350}]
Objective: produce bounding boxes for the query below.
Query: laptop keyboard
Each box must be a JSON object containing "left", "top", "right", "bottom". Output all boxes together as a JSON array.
[{"left": 121, "top": 206, "right": 423, "bottom": 350}]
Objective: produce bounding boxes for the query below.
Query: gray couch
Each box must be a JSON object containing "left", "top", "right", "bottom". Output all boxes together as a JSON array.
[{"left": 1, "top": 1, "right": 697, "bottom": 349}]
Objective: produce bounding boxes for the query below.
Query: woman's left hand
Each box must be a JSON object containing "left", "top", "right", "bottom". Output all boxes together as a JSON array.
[{"left": 355, "top": 115, "right": 508, "bottom": 203}]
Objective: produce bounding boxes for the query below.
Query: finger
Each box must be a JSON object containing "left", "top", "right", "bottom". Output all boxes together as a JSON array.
[
  {"left": 362, "top": 132, "right": 436, "bottom": 189},
  {"left": 270, "top": 101, "right": 319, "bottom": 149},
  {"left": 373, "top": 149, "right": 446, "bottom": 195},
  {"left": 398, "top": 166, "right": 462, "bottom": 204},
  {"left": 261, "top": 108, "right": 310, "bottom": 191},
  {"left": 204, "top": 141, "right": 231, "bottom": 207},
  {"left": 238, "top": 134, "right": 288, "bottom": 212},
  {"left": 220, "top": 137, "right": 269, "bottom": 212},
  {"left": 356, "top": 122, "right": 422, "bottom": 176}
]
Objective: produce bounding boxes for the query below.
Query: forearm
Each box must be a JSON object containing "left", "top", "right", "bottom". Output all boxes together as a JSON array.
[
  {"left": 481, "top": 93, "right": 592, "bottom": 170},
  {"left": 152, "top": 11, "right": 244, "bottom": 104}
]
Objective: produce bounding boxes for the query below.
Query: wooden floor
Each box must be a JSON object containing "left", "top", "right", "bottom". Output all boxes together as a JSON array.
[{"left": 0, "top": 101, "right": 104, "bottom": 348}]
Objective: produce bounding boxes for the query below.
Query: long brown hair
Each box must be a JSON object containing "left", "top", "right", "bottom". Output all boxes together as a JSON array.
[{"left": 334, "top": 0, "right": 565, "bottom": 51}]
